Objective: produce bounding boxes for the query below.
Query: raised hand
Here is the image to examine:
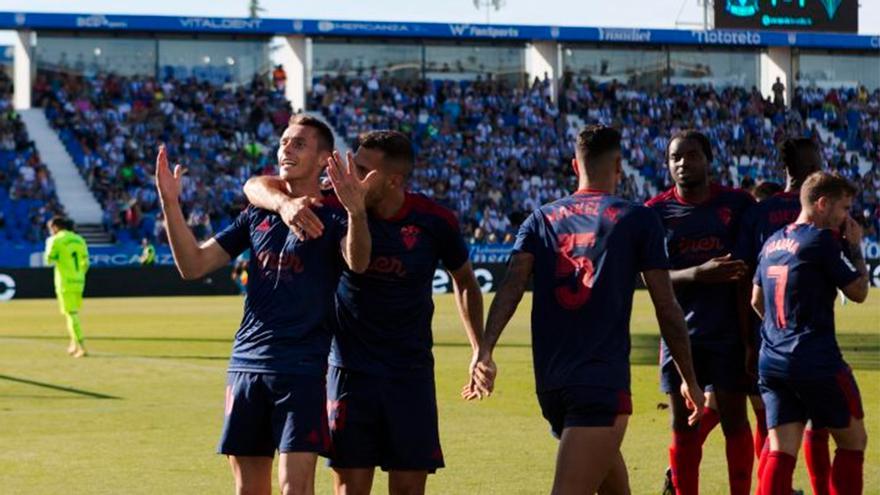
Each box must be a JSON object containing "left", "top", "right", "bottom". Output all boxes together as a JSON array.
[
  {"left": 842, "top": 215, "right": 863, "bottom": 248},
  {"left": 327, "top": 150, "right": 377, "bottom": 218},
  {"left": 694, "top": 254, "right": 748, "bottom": 283},
  {"left": 156, "top": 145, "right": 186, "bottom": 207}
]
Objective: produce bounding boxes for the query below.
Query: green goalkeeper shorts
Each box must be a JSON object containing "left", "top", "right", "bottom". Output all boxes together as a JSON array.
[{"left": 57, "top": 291, "right": 83, "bottom": 314}]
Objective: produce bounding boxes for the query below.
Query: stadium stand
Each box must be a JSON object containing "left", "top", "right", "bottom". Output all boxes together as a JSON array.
[
  {"left": 18, "top": 68, "right": 878, "bottom": 245},
  {"left": 0, "top": 66, "right": 65, "bottom": 245},
  {"left": 33, "top": 71, "right": 293, "bottom": 244}
]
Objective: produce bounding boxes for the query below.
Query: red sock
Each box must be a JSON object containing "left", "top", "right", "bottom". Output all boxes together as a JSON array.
[
  {"left": 753, "top": 409, "right": 768, "bottom": 458},
  {"left": 725, "top": 424, "right": 755, "bottom": 495},
  {"left": 670, "top": 429, "right": 702, "bottom": 495},
  {"left": 759, "top": 451, "right": 796, "bottom": 495},
  {"left": 804, "top": 429, "right": 832, "bottom": 495},
  {"left": 755, "top": 441, "right": 769, "bottom": 495},
  {"left": 698, "top": 407, "right": 720, "bottom": 444},
  {"left": 830, "top": 449, "right": 864, "bottom": 495}
]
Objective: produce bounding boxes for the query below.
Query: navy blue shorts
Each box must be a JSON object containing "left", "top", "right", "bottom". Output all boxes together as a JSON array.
[
  {"left": 537, "top": 386, "right": 633, "bottom": 439},
  {"left": 660, "top": 340, "right": 750, "bottom": 394},
  {"left": 760, "top": 367, "right": 864, "bottom": 430},
  {"left": 326, "top": 366, "right": 444, "bottom": 472},
  {"left": 218, "top": 371, "right": 330, "bottom": 457}
]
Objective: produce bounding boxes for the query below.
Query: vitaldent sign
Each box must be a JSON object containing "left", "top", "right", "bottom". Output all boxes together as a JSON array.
[{"left": 179, "top": 17, "right": 263, "bottom": 30}]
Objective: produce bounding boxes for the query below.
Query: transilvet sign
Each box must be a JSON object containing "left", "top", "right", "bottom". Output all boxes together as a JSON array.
[{"left": 0, "top": 12, "right": 876, "bottom": 50}]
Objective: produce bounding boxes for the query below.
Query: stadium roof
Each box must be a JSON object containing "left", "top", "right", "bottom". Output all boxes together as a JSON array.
[{"left": 0, "top": 11, "right": 877, "bottom": 51}]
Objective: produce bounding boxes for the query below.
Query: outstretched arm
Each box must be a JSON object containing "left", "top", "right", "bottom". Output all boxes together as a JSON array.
[
  {"left": 465, "top": 253, "right": 533, "bottom": 400},
  {"left": 447, "top": 262, "right": 486, "bottom": 398},
  {"left": 643, "top": 268, "right": 704, "bottom": 425},
  {"left": 669, "top": 254, "right": 748, "bottom": 286},
  {"left": 156, "top": 146, "right": 230, "bottom": 280}
]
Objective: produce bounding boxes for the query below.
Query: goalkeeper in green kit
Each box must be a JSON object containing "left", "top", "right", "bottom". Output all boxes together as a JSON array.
[{"left": 44, "top": 216, "right": 89, "bottom": 358}]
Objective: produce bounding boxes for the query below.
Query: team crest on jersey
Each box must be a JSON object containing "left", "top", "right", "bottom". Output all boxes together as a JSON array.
[
  {"left": 256, "top": 217, "right": 272, "bottom": 232},
  {"left": 401, "top": 225, "right": 421, "bottom": 250},
  {"left": 717, "top": 207, "right": 732, "bottom": 226}
]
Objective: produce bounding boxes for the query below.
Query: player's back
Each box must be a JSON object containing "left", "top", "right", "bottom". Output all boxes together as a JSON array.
[
  {"left": 46, "top": 230, "right": 89, "bottom": 288},
  {"left": 737, "top": 191, "right": 801, "bottom": 265},
  {"left": 515, "top": 189, "right": 669, "bottom": 392},
  {"left": 756, "top": 223, "right": 860, "bottom": 379}
]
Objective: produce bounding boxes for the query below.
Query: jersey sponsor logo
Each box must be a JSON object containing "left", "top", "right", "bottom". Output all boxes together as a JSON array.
[
  {"left": 764, "top": 238, "right": 800, "bottom": 255},
  {"left": 256, "top": 250, "right": 304, "bottom": 273},
  {"left": 677, "top": 236, "right": 724, "bottom": 254},
  {"left": 256, "top": 218, "right": 272, "bottom": 232},
  {"left": 400, "top": 225, "right": 421, "bottom": 250},
  {"left": 367, "top": 256, "right": 407, "bottom": 278}
]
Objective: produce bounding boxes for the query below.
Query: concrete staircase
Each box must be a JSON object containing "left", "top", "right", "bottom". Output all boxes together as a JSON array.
[
  {"left": 18, "top": 109, "right": 113, "bottom": 245},
  {"left": 807, "top": 118, "right": 873, "bottom": 175}
]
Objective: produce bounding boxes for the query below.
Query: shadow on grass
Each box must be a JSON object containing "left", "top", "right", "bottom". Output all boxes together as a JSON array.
[{"left": 0, "top": 374, "right": 120, "bottom": 399}]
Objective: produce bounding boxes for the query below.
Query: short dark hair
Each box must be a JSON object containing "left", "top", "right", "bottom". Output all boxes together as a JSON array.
[
  {"left": 576, "top": 125, "right": 621, "bottom": 165},
  {"left": 801, "top": 171, "right": 858, "bottom": 205},
  {"left": 667, "top": 129, "right": 713, "bottom": 163},
  {"left": 288, "top": 114, "right": 334, "bottom": 152},
  {"left": 356, "top": 130, "right": 415, "bottom": 176},
  {"left": 48, "top": 215, "right": 73, "bottom": 231},
  {"left": 753, "top": 181, "right": 784, "bottom": 201},
  {"left": 779, "top": 137, "right": 819, "bottom": 179}
]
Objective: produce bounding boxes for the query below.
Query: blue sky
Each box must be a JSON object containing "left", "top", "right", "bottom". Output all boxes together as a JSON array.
[{"left": 0, "top": 0, "right": 876, "bottom": 34}]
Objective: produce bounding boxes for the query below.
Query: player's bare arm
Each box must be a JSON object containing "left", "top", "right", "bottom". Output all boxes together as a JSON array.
[
  {"left": 642, "top": 269, "right": 704, "bottom": 425},
  {"left": 469, "top": 252, "right": 534, "bottom": 400},
  {"left": 244, "top": 175, "right": 325, "bottom": 240},
  {"left": 327, "top": 150, "right": 375, "bottom": 273},
  {"left": 751, "top": 284, "right": 764, "bottom": 318},
  {"left": 446, "top": 261, "right": 488, "bottom": 399},
  {"left": 840, "top": 216, "right": 869, "bottom": 303},
  {"left": 156, "top": 145, "right": 231, "bottom": 279},
  {"left": 669, "top": 253, "right": 748, "bottom": 286}
]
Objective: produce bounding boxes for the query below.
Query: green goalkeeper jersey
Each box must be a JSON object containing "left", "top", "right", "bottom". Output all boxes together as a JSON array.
[{"left": 44, "top": 230, "right": 89, "bottom": 292}]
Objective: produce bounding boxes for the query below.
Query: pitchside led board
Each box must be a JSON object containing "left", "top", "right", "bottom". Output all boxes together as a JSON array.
[{"left": 716, "top": 0, "right": 858, "bottom": 33}]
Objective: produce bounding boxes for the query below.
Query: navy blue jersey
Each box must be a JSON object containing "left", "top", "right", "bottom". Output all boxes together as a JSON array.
[
  {"left": 513, "top": 190, "right": 670, "bottom": 393},
  {"left": 215, "top": 205, "right": 347, "bottom": 375},
  {"left": 735, "top": 191, "right": 801, "bottom": 266},
  {"left": 328, "top": 192, "right": 469, "bottom": 377},
  {"left": 755, "top": 223, "right": 861, "bottom": 379},
  {"left": 647, "top": 184, "right": 754, "bottom": 345}
]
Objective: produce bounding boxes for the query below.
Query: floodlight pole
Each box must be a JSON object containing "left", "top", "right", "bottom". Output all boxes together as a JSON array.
[{"left": 473, "top": 0, "right": 506, "bottom": 24}]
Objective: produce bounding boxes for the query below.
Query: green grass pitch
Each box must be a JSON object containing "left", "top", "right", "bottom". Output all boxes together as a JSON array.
[{"left": 1, "top": 290, "right": 877, "bottom": 494}]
